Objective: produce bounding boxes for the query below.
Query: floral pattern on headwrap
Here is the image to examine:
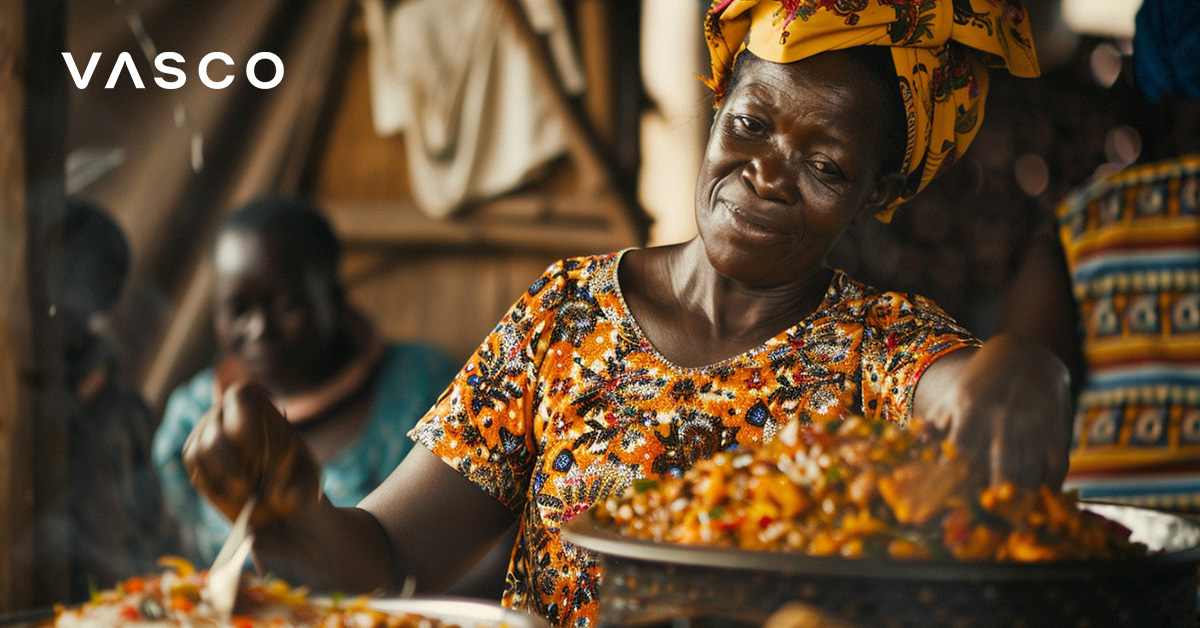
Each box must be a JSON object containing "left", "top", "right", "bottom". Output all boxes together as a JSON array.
[{"left": 703, "top": 0, "right": 1040, "bottom": 220}]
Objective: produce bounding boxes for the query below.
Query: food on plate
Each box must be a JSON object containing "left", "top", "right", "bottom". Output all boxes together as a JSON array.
[
  {"left": 52, "top": 556, "right": 463, "bottom": 628},
  {"left": 594, "top": 415, "right": 1149, "bottom": 561}
]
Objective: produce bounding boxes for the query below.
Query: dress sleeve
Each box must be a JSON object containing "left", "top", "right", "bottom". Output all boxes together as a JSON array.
[
  {"left": 859, "top": 293, "right": 980, "bottom": 424},
  {"left": 409, "top": 261, "right": 567, "bottom": 512}
]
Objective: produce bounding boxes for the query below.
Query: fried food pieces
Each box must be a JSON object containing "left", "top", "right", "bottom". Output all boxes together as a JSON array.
[{"left": 595, "top": 416, "right": 1147, "bottom": 561}]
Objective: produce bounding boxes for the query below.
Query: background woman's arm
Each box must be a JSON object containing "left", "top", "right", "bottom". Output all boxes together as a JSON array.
[{"left": 184, "top": 383, "right": 515, "bottom": 595}]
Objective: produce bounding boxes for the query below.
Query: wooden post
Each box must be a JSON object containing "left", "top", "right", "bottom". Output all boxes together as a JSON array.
[
  {"left": 0, "top": 0, "right": 70, "bottom": 610},
  {"left": 0, "top": 0, "right": 38, "bottom": 610}
]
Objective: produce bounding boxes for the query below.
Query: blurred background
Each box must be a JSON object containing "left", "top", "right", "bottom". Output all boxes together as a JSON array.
[{"left": 1, "top": 0, "right": 1187, "bottom": 610}]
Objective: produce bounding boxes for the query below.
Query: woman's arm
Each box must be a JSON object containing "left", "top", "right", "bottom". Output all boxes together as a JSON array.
[
  {"left": 184, "top": 383, "right": 515, "bottom": 594},
  {"left": 995, "top": 229, "right": 1085, "bottom": 395},
  {"left": 913, "top": 334, "right": 1072, "bottom": 489}
]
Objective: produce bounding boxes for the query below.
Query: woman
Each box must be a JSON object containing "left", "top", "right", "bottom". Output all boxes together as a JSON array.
[
  {"left": 153, "top": 195, "right": 459, "bottom": 565},
  {"left": 183, "top": 2, "right": 1068, "bottom": 627}
]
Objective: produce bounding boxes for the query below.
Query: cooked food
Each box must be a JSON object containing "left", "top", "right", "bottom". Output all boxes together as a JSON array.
[
  {"left": 53, "top": 557, "right": 461, "bottom": 628},
  {"left": 594, "top": 416, "right": 1148, "bottom": 561}
]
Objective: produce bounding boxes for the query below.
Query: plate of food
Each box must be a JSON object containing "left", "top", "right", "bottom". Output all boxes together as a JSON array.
[{"left": 46, "top": 556, "right": 546, "bottom": 628}]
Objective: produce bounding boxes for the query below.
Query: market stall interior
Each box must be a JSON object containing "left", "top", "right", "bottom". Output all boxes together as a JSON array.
[{"left": 4, "top": 0, "right": 1200, "bottom": 625}]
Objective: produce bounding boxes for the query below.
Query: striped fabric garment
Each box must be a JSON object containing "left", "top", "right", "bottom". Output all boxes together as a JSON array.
[{"left": 1059, "top": 154, "right": 1200, "bottom": 512}]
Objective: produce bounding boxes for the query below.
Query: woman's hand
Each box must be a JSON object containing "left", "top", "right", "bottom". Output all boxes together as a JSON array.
[
  {"left": 183, "top": 382, "right": 322, "bottom": 528},
  {"left": 915, "top": 334, "right": 1073, "bottom": 489}
]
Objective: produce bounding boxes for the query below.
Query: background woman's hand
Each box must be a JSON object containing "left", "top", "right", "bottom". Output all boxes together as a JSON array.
[
  {"left": 915, "top": 334, "right": 1073, "bottom": 489},
  {"left": 182, "top": 382, "right": 322, "bottom": 527}
]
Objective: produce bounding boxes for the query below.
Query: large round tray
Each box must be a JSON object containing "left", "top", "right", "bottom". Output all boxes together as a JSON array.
[{"left": 562, "top": 503, "right": 1200, "bottom": 628}]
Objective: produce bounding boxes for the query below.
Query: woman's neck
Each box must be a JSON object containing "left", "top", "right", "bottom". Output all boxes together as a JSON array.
[
  {"left": 621, "top": 240, "right": 832, "bottom": 367},
  {"left": 670, "top": 239, "right": 832, "bottom": 336}
]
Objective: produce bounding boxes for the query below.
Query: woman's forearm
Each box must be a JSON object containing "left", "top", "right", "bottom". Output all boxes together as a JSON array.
[{"left": 252, "top": 501, "right": 397, "bottom": 594}]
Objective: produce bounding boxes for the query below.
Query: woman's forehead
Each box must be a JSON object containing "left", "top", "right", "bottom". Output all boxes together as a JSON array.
[
  {"left": 214, "top": 230, "right": 266, "bottom": 276},
  {"left": 213, "top": 229, "right": 301, "bottom": 279},
  {"left": 725, "top": 52, "right": 886, "bottom": 130},
  {"left": 731, "top": 50, "right": 869, "bottom": 97}
]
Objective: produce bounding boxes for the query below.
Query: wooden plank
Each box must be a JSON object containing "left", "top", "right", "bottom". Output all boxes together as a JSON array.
[
  {"left": 0, "top": 0, "right": 70, "bottom": 610},
  {"left": 341, "top": 250, "right": 557, "bottom": 362},
  {"left": 0, "top": 0, "right": 36, "bottom": 612},
  {"left": 325, "top": 197, "right": 628, "bottom": 255},
  {"left": 577, "top": 0, "right": 614, "bottom": 148},
  {"left": 24, "top": 0, "right": 71, "bottom": 608}
]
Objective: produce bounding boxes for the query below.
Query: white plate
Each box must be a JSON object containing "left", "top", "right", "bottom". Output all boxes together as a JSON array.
[{"left": 354, "top": 598, "right": 549, "bottom": 628}]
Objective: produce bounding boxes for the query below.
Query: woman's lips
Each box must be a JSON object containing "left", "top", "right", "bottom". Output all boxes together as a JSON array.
[{"left": 721, "top": 199, "right": 785, "bottom": 237}]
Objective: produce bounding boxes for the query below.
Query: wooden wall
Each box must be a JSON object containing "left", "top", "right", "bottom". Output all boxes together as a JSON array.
[
  {"left": 1, "top": 0, "right": 71, "bottom": 610},
  {"left": 310, "top": 7, "right": 642, "bottom": 362}
]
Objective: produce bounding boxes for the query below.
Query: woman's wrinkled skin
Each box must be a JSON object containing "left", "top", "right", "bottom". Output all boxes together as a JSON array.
[{"left": 182, "top": 49, "right": 1072, "bottom": 599}]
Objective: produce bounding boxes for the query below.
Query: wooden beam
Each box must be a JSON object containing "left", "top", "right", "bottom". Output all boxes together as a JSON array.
[
  {"left": 0, "top": 0, "right": 37, "bottom": 612},
  {"left": 324, "top": 197, "right": 629, "bottom": 256},
  {"left": 577, "top": 0, "right": 614, "bottom": 148},
  {"left": 0, "top": 0, "right": 70, "bottom": 611},
  {"left": 24, "top": 0, "right": 71, "bottom": 608}
]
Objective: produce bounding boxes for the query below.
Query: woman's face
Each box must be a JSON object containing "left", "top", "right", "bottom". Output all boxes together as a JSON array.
[
  {"left": 695, "top": 50, "right": 899, "bottom": 288},
  {"left": 212, "top": 229, "right": 338, "bottom": 390}
]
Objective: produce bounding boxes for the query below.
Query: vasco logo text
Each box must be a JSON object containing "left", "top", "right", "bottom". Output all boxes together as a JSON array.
[{"left": 62, "top": 51, "right": 284, "bottom": 89}]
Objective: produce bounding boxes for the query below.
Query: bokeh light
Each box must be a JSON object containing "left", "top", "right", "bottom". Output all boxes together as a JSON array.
[
  {"left": 1104, "top": 124, "right": 1142, "bottom": 167},
  {"left": 1089, "top": 42, "right": 1124, "bottom": 88},
  {"left": 1014, "top": 153, "right": 1050, "bottom": 197}
]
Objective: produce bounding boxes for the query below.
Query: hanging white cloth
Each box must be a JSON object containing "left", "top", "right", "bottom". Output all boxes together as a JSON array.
[{"left": 363, "top": 0, "right": 583, "bottom": 219}]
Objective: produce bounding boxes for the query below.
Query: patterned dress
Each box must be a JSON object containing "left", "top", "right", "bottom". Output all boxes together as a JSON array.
[
  {"left": 411, "top": 250, "right": 978, "bottom": 628},
  {"left": 1058, "top": 154, "right": 1200, "bottom": 511}
]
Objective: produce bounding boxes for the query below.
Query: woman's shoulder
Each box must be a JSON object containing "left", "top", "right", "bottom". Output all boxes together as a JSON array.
[
  {"left": 530, "top": 251, "right": 623, "bottom": 288},
  {"left": 515, "top": 251, "right": 627, "bottom": 314},
  {"left": 826, "top": 270, "right": 958, "bottom": 321},
  {"left": 154, "top": 368, "right": 216, "bottom": 463},
  {"left": 162, "top": 368, "right": 216, "bottom": 422},
  {"left": 378, "top": 341, "right": 459, "bottom": 383}
]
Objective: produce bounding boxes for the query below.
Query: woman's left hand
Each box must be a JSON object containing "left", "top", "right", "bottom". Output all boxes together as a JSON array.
[{"left": 914, "top": 334, "right": 1073, "bottom": 489}]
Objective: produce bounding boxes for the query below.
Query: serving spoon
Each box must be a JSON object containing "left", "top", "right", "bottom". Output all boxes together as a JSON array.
[{"left": 204, "top": 496, "right": 257, "bottom": 623}]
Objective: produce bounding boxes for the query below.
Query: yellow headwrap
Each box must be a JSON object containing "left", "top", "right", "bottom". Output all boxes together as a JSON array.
[{"left": 703, "top": 0, "right": 1040, "bottom": 220}]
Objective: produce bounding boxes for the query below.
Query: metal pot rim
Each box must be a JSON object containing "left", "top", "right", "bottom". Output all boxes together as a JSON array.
[{"left": 562, "top": 502, "right": 1200, "bottom": 581}]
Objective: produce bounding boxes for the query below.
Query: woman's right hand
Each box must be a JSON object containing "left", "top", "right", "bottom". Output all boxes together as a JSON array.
[{"left": 182, "top": 382, "right": 322, "bottom": 528}]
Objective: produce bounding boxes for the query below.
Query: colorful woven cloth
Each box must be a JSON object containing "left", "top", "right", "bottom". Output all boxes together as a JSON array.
[
  {"left": 702, "top": 0, "right": 1040, "bottom": 218},
  {"left": 1058, "top": 154, "right": 1200, "bottom": 512},
  {"left": 411, "top": 251, "right": 978, "bottom": 627}
]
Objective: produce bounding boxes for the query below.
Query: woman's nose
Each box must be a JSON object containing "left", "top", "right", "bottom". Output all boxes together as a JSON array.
[
  {"left": 242, "top": 307, "right": 270, "bottom": 342},
  {"left": 743, "top": 154, "right": 797, "bottom": 205}
]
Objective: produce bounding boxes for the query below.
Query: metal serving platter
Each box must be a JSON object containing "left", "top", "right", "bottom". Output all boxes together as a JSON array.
[
  {"left": 363, "top": 597, "right": 550, "bottom": 628},
  {"left": 562, "top": 501, "right": 1200, "bottom": 580},
  {"left": 564, "top": 503, "right": 1200, "bottom": 627}
]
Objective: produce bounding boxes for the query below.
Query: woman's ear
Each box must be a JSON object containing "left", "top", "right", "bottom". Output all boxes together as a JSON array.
[{"left": 854, "top": 171, "right": 907, "bottom": 225}]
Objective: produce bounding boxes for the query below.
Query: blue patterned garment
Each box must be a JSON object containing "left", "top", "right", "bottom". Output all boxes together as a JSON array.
[{"left": 152, "top": 342, "right": 459, "bottom": 565}]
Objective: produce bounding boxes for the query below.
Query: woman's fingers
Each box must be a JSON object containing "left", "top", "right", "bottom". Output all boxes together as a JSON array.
[
  {"left": 259, "top": 438, "right": 322, "bottom": 524},
  {"left": 921, "top": 335, "right": 1073, "bottom": 491},
  {"left": 184, "top": 404, "right": 257, "bottom": 521},
  {"left": 184, "top": 382, "right": 315, "bottom": 524}
]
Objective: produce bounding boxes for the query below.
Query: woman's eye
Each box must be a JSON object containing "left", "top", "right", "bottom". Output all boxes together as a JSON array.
[
  {"left": 807, "top": 159, "right": 844, "bottom": 180},
  {"left": 275, "top": 294, "right": 306, "bottom": 315},
  {"left": 223, "top": 298, "right": 248, "bottom": 317},
  {"left": 730, "top": 114, "right": 765, "bottom": 136}
]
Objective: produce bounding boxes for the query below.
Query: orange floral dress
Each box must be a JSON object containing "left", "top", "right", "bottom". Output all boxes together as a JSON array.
[{"left": 410, "top": 250, "right": 977, "bottom": 627}]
